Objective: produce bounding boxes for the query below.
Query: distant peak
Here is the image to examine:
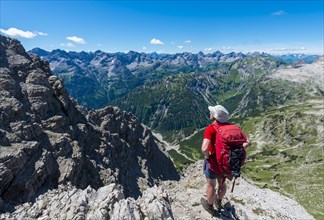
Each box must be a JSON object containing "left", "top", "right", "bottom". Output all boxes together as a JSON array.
[{"left": 28, "top": 47, "right": 49, "bottom": 56}]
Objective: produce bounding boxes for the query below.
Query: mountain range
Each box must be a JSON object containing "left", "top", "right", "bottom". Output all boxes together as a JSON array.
[
  {"left": 28, "top": 47, "right": 264, "bottom": 109},
  {"left": 29, "top": 48, "right": 321, "bottom": 142}
]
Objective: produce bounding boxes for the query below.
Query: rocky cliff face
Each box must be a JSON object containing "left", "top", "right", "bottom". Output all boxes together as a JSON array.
[{"left": 0, "top": 35, "right": 179, "bottom": 212}]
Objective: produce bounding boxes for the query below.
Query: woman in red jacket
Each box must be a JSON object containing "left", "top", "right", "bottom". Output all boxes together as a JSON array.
[{"left": 200, "top": 105, "right": 250, "bottom": 216}]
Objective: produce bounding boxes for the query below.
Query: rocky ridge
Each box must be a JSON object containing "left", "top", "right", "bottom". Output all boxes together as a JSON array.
[
  {"left": 0, "top": 34, "right": 179, "bottom": 212},
  {"left": 0, "top": 162, "right": 314, "bottom": 220},
  {"left": 29, "top": 48, "right": 247, "bottom": 76}
]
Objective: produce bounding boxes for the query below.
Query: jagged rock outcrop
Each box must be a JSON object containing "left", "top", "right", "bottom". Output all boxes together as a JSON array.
[
  {"left": 0, "top": 161, "right": 314, "bottom": 220},
  {"left": 0, "top": 183, "right": 174, "bottom": 220},
  {"left": 0, "top": 35, "right": 179, "bottom": 213}
]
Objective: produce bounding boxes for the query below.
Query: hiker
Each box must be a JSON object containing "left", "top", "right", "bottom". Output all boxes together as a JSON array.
[{"left": 200, "top": 105, "right": 250, "bottom": 215}]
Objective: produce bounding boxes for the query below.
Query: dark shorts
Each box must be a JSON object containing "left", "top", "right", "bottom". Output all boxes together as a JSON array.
[{"left": 203, "top": 159, "right": 217, "bottom": 179}]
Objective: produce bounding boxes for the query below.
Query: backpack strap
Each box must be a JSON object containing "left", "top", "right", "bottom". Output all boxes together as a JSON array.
[
  {"left": 211, "top": 123, "right": 226, "bottom": 134},
  {"left": 211, "top": 122, "right": 233, "bottom": 133},
  {"left": 211, "top": 123, "right": 218, "bottom": 131}
]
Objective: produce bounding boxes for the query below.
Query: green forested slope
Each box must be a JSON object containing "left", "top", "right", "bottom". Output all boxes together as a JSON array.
[{"left": 112, "top": 56, "right": 280, "bottom": 142}]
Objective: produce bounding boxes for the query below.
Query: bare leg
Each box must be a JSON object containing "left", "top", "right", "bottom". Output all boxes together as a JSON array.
[
  {"left": 206, "top": 178, "right": 216, "bottom": 205},
  {"left": 216, "top": 177, "right": 227, "bottom": 200}
]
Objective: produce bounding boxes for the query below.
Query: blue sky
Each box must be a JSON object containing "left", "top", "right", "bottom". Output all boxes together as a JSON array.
[{"left": 1, "top": 1, "right": 323, "bottom": 54}]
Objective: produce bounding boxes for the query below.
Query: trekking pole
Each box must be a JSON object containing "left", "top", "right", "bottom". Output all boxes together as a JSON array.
[{"left": 231, "top": 177, "right": 237, "bottom": 193}]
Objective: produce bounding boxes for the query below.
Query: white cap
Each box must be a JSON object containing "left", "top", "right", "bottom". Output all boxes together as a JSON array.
[{"left": 208, "top": 105, "right": 229, "bottom": 123}]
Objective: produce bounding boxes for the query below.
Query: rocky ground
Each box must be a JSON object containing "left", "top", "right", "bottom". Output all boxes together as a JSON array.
[
  {"left": 0, "top": 161, "right": 314, "bottom": 220},
  {"left": 162, "top": 162, "right": 314, "bottom": 220}
]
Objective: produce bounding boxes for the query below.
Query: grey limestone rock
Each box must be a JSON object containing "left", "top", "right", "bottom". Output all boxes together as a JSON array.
[
  {"left": 0, "top": 161, "right": 315, "bottom": 220},
  {"left": 0, "top": 183, "right": 174, "bottom": 220},
  {"left": 0, "top": 34, "right": 179, "bottom": 212}
]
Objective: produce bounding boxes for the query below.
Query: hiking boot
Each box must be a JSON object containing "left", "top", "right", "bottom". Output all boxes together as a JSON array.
[
  {"left": 214, "top": 198, "right": 222, "bottom": 212},
  {"left": 201, "top": 197, "right": 215, "bottom": 215}
]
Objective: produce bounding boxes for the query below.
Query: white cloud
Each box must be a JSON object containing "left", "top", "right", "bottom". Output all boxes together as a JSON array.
[
  {"left": 205, "top": 48, "right": 213, "bottom": 52},
  {"left": 177, "top": 45, "right": 184, "bottom": 49},
  {"left": 37, "top": 31, "right": 48, "bottom": 36},
  {"left": 67, "top": 36, "right": 86, "bottom": 44},
  {"left": 184, "top": 40, "right": 191, "bottom": 43},
  {"left": 222, "top": 46, "right": 234, "bottom": 51},
  {"left": 271, "top": 48, "right": 288, "bottom": 51},
  {"left": 0, "top": 27, "right": 36, "bottom": 39},
  {"left": 60, "top": 42, "right": 75, "bottom": 47},
  {"left": 272, "top": 10, "right": 286, "bottom": 16},
  {"left": 150, "top": 38, "right": 164, "bottom": 45},
  {"left": 142, "top": 46, "right": 147, "bottom": 50},
  {"left": 0, "top": 28, "right": 48, "bottom": 38},
  {"left": 270, "top": 47, "right": 307, "bottom": 52}
]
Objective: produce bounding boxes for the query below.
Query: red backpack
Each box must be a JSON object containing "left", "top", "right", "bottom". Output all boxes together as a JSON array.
[{"left": 212, "top": 123, "right": 247, "bottom": 191}]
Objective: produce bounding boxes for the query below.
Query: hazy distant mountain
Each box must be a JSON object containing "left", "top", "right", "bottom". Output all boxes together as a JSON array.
[{"left": 274, "top": 54, "right": 320, "bottom": 64}]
